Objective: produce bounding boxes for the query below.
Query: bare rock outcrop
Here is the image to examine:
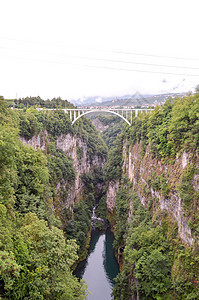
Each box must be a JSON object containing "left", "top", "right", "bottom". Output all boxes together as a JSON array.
[
  {"left": 124, "top": 142, "right": 198, "bottom": 246},
  {"left": 21, "top": 132, "right": 106, "bottom": 209},
  {"left": 56, "top": 133, "right": 106, "bottom": 205},
  {"left": 106, "top": 180, "right": 119, "bottom": 213}
]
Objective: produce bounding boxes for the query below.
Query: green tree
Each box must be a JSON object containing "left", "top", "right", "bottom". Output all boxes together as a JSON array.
[
  {"left": 0, "top": 124, "right": 19, "bottom": 209},
  {"left": 5, "top": 213, "right": 87, "bottom": 299},
  {"left": 135, "top": 250, "right": 171, "bottom": 299},
  {"left": 14, "top": 144, "right": 50, "bottom": 218}
]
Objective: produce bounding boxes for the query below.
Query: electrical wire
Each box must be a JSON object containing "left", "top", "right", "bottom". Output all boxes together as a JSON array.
[
  {"left": 1, "top": 36, "right": 199, "bottom": 62},
  {"left": 1, "top": 46, "right": 199, "bottom": 71},
  {"left": 1, "top": 53, "right": 199, "bottom": 77},
  {"left": 1, "top": 36, "right": 199, "bottom": 77},
  {"left": 112, "top": 50, "right": 199, "bottom": 62}
]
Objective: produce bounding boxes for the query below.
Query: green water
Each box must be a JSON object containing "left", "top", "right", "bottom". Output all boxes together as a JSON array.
[{"left": 75, "top": 230, "right": 120, "bottom": 299}]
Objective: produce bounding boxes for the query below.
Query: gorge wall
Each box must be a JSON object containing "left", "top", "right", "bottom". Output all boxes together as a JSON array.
[
  {"left": 21, "top": 131, "right": 106, "bottom": 214},
  {"left": 56, "top": 133, "right": 106, "bottom": 205},
  {"left": 125, "top": 142, "right": 198, "bottom": 246},
  {"left": 106, "top": 141, "right": 199, "bottom": 246},
  {"left": 105, "top": 93, "right": 199, "bottom": 299}
]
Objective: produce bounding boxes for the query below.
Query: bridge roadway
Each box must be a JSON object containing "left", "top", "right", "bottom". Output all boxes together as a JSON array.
[{"left": 36, "top": 108, "right": 153, "bottom": 125}]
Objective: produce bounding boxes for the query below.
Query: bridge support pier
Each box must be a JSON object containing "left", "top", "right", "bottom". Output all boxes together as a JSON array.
[{"left": 135, "top": 109, "right": 138, "bottom": 117}]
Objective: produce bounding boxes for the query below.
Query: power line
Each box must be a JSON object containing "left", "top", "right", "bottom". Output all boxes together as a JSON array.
[
  {"left": 1, "top": 53, "right": 199, "bottom": 77},
  {"left": 112, "top": 50, "right": 199, "bottom": 62},
  {"left": 52, "top": 54, "right": 199, "bottom": 70},
  {"left": 1, "top": 45, "right": 199, "bottom": 72},
  {"left": 1, "top": 36, "right": 199, "bottom": 62}
]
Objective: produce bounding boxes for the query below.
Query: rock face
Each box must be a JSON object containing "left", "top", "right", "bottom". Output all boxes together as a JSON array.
[
  {"left": 91, "top": 118, "right": 109, "bottom": 133},
  {"left": 106, "top": 139, "right": 198, "bottom": 246},
  {"left": 56, "top": 133, "right": 106, "bottom": 205},
  {"left": 106, "top": 180, "right": 120, "bottom": 213},
  {"left": 123, "top": 142, "right": 199, "bottom": 246},
  {"left": 21, "top": 132, "right": 106, "bottom": 209},
  {"left": 20, "top": 130, "right": 49, "bottom": 151}
]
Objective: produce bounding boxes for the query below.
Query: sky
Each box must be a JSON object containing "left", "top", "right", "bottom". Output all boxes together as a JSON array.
[{"left": 1, "top": 0, "right": 199, "bottom": 102}]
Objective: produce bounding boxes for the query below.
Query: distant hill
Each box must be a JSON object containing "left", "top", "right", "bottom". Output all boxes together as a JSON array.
[{"left": 71, "top": 92, "right": 187, "bottom": 107}]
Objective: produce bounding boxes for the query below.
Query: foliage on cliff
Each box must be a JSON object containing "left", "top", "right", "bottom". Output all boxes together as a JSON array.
[
  {"left": 17, "top": 102, "right": 107, "bottom": 160},
  {"left": 0, "top": 210, "right": 87, "bottom": 299},
  {"left": 112, "top": 180, "right": 199, "bottom": 300},
  {"left": 0, "top": 98, "right": 89, "bottom": 299},
  {"left": 122, "top": 93, "right": 199, "bottom": 239},
  {"left": 105, "top": 94, "right": 199, "bottom": 299},
  {"left": 104, "top": 133, "right": 124, "bottom": 181},
  {"left": 18, "top": 108, "right": 73, "bottom": 140},
  {"left": 73, "top": 117, "right": 108, "bottom": 159},
  {"left": 125, "top": 93, "right": 199, "bottom": 159},
  {"left": 98, "top": 115, "right": 124, "bottom": 148},
  {"left": 15, "top": 97, "right": 107, "bottom": 255},
  {"left": 47, "top": 143, "right": 76, "bottom": 186}
]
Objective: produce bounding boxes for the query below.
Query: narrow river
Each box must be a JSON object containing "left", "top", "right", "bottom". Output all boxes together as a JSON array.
[{"left": 75, "top": 230, "right": 119, "bottom": 299}]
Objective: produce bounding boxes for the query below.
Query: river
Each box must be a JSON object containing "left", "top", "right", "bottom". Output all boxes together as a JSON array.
[{"left": 75, "top": 230, "right": 120, "bottom": 299}]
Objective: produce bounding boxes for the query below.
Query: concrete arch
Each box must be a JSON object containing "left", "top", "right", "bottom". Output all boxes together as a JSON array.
[{"left": 72, "top": 109, "right": 131, "bottom": 125}]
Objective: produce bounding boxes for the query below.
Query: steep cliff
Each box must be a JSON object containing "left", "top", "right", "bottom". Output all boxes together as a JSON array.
[
  {"left": 91, "top": 117, "right": 109, "bottom": 133},
  {"left": 106, "top": 179, "right": 119, "bottom": 213},
  {"left": 106, "top": 95, "right": 199, "bottom": 247},
  {"left": 20, "top": 130, "right": 49, "bottom": 152},
  {"left": 56, "top": 133, "right": 106, "bottom": 205},
  {"left": 122, "top": 142, "right": 199, "bottom": 246},
  {"left": 0, "top": 98, "right": 90, "bottom": 299},
  {"left": 106, "top": 94, "right": 199, "bottom": 299},
  {"left": 21, "top": 130, "right": 106, "bottom": 215}
]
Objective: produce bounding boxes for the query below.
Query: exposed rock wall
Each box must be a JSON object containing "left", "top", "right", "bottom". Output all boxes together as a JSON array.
[
  {"left": 21, "top": 132, "right": 106, "bottom": 209},
  {"left": 105, "top": 138, "right": 198, "bottom": 246},
  {"left": 91, "top": 118, "right": 109, "bottom": 133},
  {"left": 56, "top": 133, "right": 106, "bottom": 205},
  {"left": 106, "top": 180, "right": 119, "bottom": 213},
  {"left": 20, "top": 130, "right": 49, "bottom": 151},
  {"left": 123, "top": 142, "right": 199, "bottom": 246}
]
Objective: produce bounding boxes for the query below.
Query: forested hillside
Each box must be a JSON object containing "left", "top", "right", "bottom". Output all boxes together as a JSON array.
[
  {"left": 1, "top": 93, "right": 199, "bottom": 300},
  {"left": 105, "top": 93, "right": 199, "bottom": 299},
  {"left": 7, "top": 96, "right": 74, "bottom": 109},
  {"left": 0, "top": 96, "right": 107, "bottom": 299}
]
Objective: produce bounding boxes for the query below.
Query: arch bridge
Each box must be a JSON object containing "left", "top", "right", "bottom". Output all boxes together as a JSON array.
[{"left": 37, "top": 108, "right": 153, "bottom": 125}]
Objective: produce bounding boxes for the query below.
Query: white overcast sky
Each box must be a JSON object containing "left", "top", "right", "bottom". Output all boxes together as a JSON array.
[{"left": 1, "top": 0, "right": 199, "bottom": 101}]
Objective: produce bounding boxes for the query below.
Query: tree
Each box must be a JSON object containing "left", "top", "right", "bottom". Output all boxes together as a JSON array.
[
  {"left": 4, "top": 213, "right": 87, "bottom": 299},
  {"left": 135, "top": 250, "right": 171, "bottom": 298}
]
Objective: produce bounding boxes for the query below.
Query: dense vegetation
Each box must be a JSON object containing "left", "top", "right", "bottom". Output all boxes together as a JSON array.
[
  {"left": 124, "top": 94, "right": 199, "bottom": 237},
  {"left": 104, "top": 133, "right": 124, "bottom": 181},
  {"left": 9, "top": 96, "right": 74, "bottom": 109},
  {"left": 112, "top": 179, "right": 199, "bottom": 299},
  {"left": 95, "top": 115, "right": 124, "bottom": 148},
  {"left": 125, "top": 94, "right": 199, "bottom": 159},
  {"left": 104, "top": 93, "right": 199, "bottom": 299},
  {"left": 1, "top": 92, "right": 199, "bottom": 299},
  {"left": 0, "top": 96, "right": 108, "bottom": 299}
]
